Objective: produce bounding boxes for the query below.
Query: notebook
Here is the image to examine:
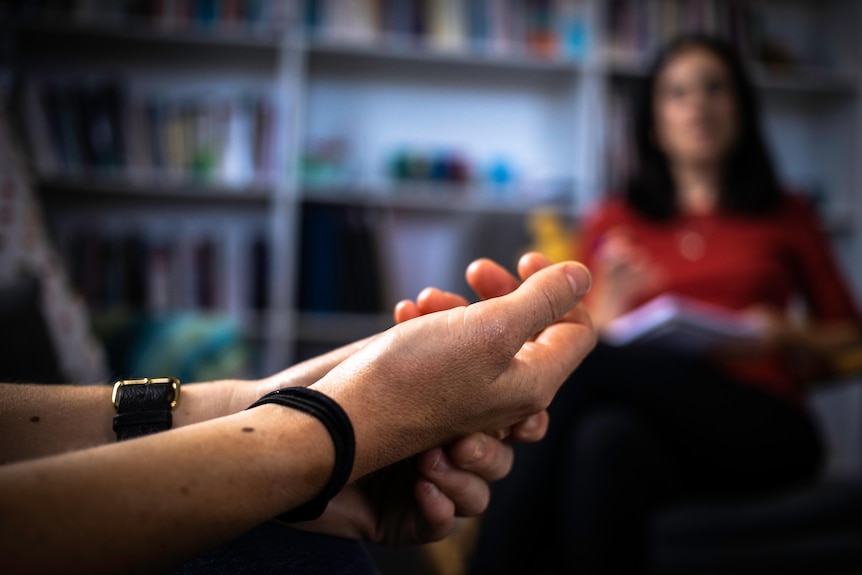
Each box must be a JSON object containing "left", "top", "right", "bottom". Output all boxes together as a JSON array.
[{"left": 602, "top": 294, "right": 766, "bottom": 355}]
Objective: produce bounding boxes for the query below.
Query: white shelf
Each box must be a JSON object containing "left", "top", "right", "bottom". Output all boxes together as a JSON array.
[
  {"left": 295, "top": 311, "right": 393, "bottom": 344},
  {"left": 306, "top": 37, "right": 584, "bottom": 75},
  {"left": 301, "top": 183, "right": 574, "bottom": 216},
  {"left": 37, "top": 174, "right": 275, "bottom": 205}
]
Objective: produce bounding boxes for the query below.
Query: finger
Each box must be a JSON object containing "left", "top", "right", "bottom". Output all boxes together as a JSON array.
[
  {"left": 508, "top": 305, "right": 597, "bottom": 406},
  {"left": 416, "top": 287, "right": 470, "bottom": 315},
  {"left": 417, "top": 447, "right": 492, "bottom": 517},
  {"left": 446, "top": 432, "right": 514, "bottom": 482},
  {"left": 466, "top": 258, "right": 521, "bottom": 300},
  {"left": 413, "top": 477, "right": 455, "bottom": 542},
  {"left": 478, "top": 262, "right": 592, "bottom": 353},
  {"left": 509, "top": 411, "right": 549, "bottom": 443},
  {"left": 394, "top": 300, "right": 421, "bottom": 323},
  {"left": 516, "top": 252, "right": 554, "bottom": 282}
]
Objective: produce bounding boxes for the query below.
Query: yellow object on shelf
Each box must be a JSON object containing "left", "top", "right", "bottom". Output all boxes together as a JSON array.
[{"left": 525, "top": 208, "right": 573, "bottom": 263}]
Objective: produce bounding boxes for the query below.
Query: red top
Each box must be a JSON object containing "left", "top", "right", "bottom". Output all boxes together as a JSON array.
[{"left": 578, "top": 194, "right": 860, "bottom": 404}]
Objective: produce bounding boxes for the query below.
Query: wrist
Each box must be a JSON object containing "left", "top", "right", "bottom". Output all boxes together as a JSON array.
[
  {"left": 309, "top": 375, "right": 405, "bottom": 481},
  {"left": 310, "top": 375, "right": 453, "bottom": 482},
  {"left": 247, "top": 388, "right": 354, "bottom": 522},
  {"left": 225, "top": 404, "right": 337, "bottom": 518},
  {"left": 169, "top": 379, "right": 261, "bottom": 428}
]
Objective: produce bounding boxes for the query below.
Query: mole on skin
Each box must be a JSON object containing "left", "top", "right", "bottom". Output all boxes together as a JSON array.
[
  {"left": 30, "top": 416, "right": 40, "bottom": 423},
  {"left": 242, "top": 427, "right": 255, "bottom": 433}
]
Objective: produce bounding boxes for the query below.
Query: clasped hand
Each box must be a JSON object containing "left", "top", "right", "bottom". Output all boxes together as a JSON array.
[{"left": 292, "top": 252, "right": 595, "bottom": 545}]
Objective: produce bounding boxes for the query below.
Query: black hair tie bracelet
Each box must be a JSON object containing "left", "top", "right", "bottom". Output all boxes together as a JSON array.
[{"left": 247, "top": 387, "right": 355, "bottom": 523}]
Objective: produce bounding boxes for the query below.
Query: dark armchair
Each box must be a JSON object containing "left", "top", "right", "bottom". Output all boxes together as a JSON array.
[{"left": 650, "top": 349, "right": 862, "bottom": 574}]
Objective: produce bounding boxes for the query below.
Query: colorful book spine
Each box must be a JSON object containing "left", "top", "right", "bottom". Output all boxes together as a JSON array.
[
  {"left": 7, "top": 0, "right": 295, "bottom": 33},
  {"left": 61, "top": 227, "right": 271, "bottom": 315},
  {"left": 305, "top": 0, "right": 591, "bottom": 60},
  {"left": 605, "top": 0, "right": 762, "bottom": 63},
  {"left": 21, "top": 77, "right": 279, "bottom": 188}
]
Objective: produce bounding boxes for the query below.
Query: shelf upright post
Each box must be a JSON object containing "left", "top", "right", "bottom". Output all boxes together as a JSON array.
[
  {"left": 853, "top": 0, "right": 862, "bottom": 298},
  {"left": 263, "top": 16, "right": 307, "bottom": 374},
  {"left": 576, "top": 0, "right": 608, "bottom": 213},
  {"left": 846, "top": 0, "right": 862, "bottom": 476}
]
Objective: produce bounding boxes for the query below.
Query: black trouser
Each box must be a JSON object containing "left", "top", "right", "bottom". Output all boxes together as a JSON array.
[
  {"left": 172, "top": 523, "right": 379, "bottom": 574},
  {"left": 469, "top": 343, "right": 824, "bottom": 575}
]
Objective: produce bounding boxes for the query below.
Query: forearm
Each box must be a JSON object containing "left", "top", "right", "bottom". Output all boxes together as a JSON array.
[
  {"left": 0, "top": 337, "right": 377, "bottom": 464},
  {"left": 0, "top": 380, "right": 248, "bottom": 464},
  {"left": 0, "top": 404, "right": 333, "bottom": 574}
]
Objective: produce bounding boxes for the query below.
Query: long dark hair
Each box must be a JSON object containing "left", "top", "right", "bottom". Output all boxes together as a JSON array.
[{"left": 625, "top": 35, "right": 783, "bottom": 220}]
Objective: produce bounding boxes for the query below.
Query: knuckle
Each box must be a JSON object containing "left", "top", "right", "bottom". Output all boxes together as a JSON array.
[
  {"left": 526, "top": 393, "right": 551, "bottom": 415},
  {"left": 457, "top": 483, "right": 491, "bottom": 517}
]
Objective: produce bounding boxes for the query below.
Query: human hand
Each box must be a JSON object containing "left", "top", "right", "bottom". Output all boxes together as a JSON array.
[
  {"left": 589, "top": 228, "right": 663, "bottom": 326},
  {"left": 311, "top": 258, "right": 595, "bottom": 479},
  {"left": 394, "top": 251, "right": 562, "bottom": 441},
  {"left": 712, "top": 306, "right": 823, "bottom": 379},
  {"left": 291, "top": 430, "right": 519, "bottom": 544},
  {"left": 291, "top": 254, "right": 560, "bottom": 544},
  {"left": 709, "top": 305, "right": 782, "bottom": 360}
]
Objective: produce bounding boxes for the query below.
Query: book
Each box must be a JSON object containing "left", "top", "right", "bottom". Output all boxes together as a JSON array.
[
  {"left": 22, "top": 77, "right": 278, "bottom": 188},
  {"left": 425, "top": 0, "right": 467, "bottom": 52},
  {"left": 306, "top": 0, "right": 587, "bottom": 60},
  {"left": 9, "top": 0, "right": 293, "bottom": 34},
  {"left": 602, "top": 294, "right": 766, "bottom": 355},
  {"left": 297, "top": 203, "right": 385, "bottom": 314}
]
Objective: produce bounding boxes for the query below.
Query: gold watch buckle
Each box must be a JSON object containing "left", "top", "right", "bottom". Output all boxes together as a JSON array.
[{"left": 112, "top": 377, "right": 181, "bottom": 409}]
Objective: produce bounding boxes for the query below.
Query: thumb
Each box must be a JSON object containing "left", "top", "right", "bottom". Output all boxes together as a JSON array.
[{"left": 478, "top": 262, "right": 591, "bottom": 348}]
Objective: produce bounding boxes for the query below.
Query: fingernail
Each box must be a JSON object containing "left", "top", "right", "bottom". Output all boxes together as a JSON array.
[
  {"left": 468, "top": 432, "right": 487, "bottom": 464},
  {"left": 430, "top": 448, "right": 449, "bottom": 474},
  {"left": 564, "top": 263, "right": 592, "bottom": 297},
  {"left": 522, "top": 414, "right": 540, "bottom": 432},
  {"left": 418, "top": 287, "right": 436, "bottom": 300},
  {"left": 423, "top": 480, "right": 442, "bottom": 498}
]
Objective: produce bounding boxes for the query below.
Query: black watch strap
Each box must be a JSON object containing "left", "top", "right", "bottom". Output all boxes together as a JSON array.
[{"left": 112, "top": 377, "right": 181, "bottom": 441}]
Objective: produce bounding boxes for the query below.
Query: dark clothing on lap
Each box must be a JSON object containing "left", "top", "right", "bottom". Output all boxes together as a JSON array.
[
  {"left": 469, "top": 343, "right": 823, "bottom": 574},
  {"left": 172, "top": 522, "right": 380, "bottom": 575}
]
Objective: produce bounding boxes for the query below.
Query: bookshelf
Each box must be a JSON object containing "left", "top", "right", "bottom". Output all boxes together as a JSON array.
[
  {"left": 5, "top": 0, "right": 862, "bottom": 380},
  {"left": 4, "top": 1, "right": 298, "bottom": 378}
]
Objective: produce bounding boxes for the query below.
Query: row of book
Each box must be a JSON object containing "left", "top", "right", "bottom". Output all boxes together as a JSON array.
[
  {"left": 61, "top": 229, "right": 270, "bottom": 314},
  {"left": 3, "top": 0, "right": 295, "bottom": 33},
  {"left": 297, "top": 203, "right": 385, "bottom": 314},
  {"left": 604, "top": 0, "right": 764, "bottom": 64},
  {"left": 22, "top": 78, "right": 279, "bottom": 187},
  {"left": 305, "top": 0, "right": 590, "bottom": 61}
]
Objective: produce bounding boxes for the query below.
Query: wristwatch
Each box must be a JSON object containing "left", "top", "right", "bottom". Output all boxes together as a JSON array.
[{"left": 112, "top": 377, "right": 181, "bottom": 441}]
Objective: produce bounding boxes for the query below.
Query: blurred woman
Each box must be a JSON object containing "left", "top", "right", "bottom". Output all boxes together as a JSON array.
[{"left": 470, "top": 35, "right": 862, "bottom": 574}]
